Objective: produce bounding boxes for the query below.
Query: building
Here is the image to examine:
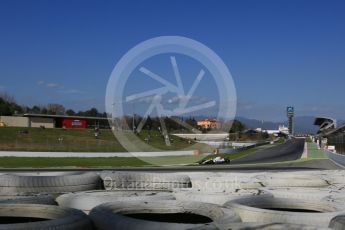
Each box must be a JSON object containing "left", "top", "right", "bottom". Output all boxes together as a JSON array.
[
  {"left": 256, "top": 125, "right": 289, "bottom": 136},
  {"left": 0, "top": 114, "right": 109, "bottom": 129},
  {"left": 0, "top": 116, "right": 30, "bottom": 128},
  {"left": 314, "top": 117, "right": 343, "bottom": 153},
  {"left": 197, "top": 119, "right": 220, "bottom": 129},
  {"left": 314, "top": 117, "right": 337, "bottom": 134}
]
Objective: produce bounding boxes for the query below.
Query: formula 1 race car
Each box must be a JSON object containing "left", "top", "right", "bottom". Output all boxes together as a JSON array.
[{"left": 199, "top": 156, "right": 231, "bottom": 165}]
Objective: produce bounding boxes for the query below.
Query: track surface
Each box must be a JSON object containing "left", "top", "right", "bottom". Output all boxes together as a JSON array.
[
  {"left": 0, "top": 139, "right": 343, "bottom": 172},
  {"left": 231, "top": 139, "right": 305, "bottom": 164}
]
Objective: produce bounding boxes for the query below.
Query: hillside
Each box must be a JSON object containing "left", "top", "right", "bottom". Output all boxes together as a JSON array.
[
  {"left": 0, "top": 127, "right": 211, "bottom": 152},
  {"left": 237, "top": 116, "right": 323, "bottom": 134}
]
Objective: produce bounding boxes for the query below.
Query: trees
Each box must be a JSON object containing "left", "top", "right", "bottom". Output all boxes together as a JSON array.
[
  {"left": 0, "top": 93, "right": 24, "bottom": 115},
  {"left": 31, "top": 106, "right": 41, "bottom": 114},
  {"left": 145, "top": 116, "right": 153, "bottom": 130},
  {"left": 47, "top": 104, "right": 65, "bottom": 115},
  {"left": 65, "top": 109, "right": 76, "bottom": 116},
  {"left": 230, "top": 120, "right": 246, "bottom": 133}
]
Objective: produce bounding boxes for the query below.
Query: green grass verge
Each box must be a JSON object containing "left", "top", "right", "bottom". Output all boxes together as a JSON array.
[
  {"left": 0, "top": 127, "right": 212, "bottom": 152},
  {"left": 140, "top": 155, "right": 207, "bottom": 165},
  {"left": 0, "top": 147, "right": 258, "bottom": 168},
  {"left": 0, "top": 157, "right": 150, "bottom": 168},
  {"left": 307, "top": 142, "right": 326, "bottom": 159},
  {"left": 0, "top": 155, "right": 209, "bottom": 168}
]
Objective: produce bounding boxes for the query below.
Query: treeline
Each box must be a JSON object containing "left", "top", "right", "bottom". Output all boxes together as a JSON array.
[
  {"left": 115, "top": 115, "right": 246, "bottom": 134},
  {"left": 0, "top": 92, "right": 247, "bottom": 133},
  {"left": 0, "top": 92, "right": 106, "bottom": 117},
  {"left": 116, "top": 115, "right": 199, "bottom": 132},
  {"left": 0, "top": 93, "right": 23, "bottom": 116}
]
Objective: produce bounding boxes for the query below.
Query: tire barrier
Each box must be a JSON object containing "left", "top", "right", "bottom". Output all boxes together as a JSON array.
[
  {"left": 263, "top": 188, "right": 339, "bottom": 201},
  {"left": 190, "top": 177, "right": 263, "bottom": 192},
  {"left": 100, "top": 171, "right": 192, "bottom": 190},
  {"left": 0, "top": 204, "right": 92, "bottom": 229},
  {"left": 322, "top": 173, "right": 345, "bottom": 185},
  {"left": 0, "top": 170, "right": 342, "bottom": 228},
  {"left": 57, "top": 190, "right": 175, "bottom": 213},
  {"left": 89, "top": 200, "right": 241, "bottom": 230},
  {"left": 322, "top": 195, "right": 345, "bottom": 209},
  {"left": 224, "top": 196, "right": 345, "bottom": 228},
  {"left": 0, "top": 193, "right": 56, "bottom": 205},
  {"left": 0, "top": 172, "right": 101, "bottom": 193},
  {"left": 329, "top": 215, "right": 345, "bottom": 230},
  {"left": 173, "top": 188, "right": 272, "bottom": 205},
  {"left": 218, "top": 223, "right": 329, "bottom": 230},
  {"left": 254, "top": 173, "right": 329, "bottom": 188}
]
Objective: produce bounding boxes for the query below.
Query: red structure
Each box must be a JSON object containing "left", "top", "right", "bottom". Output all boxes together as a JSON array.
[
  {"left": 23, "top": 114, "right": 109, "bottom": 129},
  {"left": 57, "top": 117, "right": 87, "bottom": 129}
]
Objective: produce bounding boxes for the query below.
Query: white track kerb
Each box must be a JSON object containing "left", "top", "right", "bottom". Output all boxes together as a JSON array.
[{"left": 105, "top": 36, "right": 237, "bottom": 165}]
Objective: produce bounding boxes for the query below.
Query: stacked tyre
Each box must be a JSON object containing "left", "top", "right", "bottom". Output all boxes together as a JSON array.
[
  {"left": 57, "top": 190, "right": 175, "bottom": 213},
  {"left": 101, "top": 171, "right": 192, "bottom": 190},
  {"left": 89, "top": 200, "right": 241, "bottom": 230},
  {"left": 0, "top": 204, "right": 92, "bottom": 229},
  {"left": 0, "top": 172, "right": 101, "bottom": 193}
]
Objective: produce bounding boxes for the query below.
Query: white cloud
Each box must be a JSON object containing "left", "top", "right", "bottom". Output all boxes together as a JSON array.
[
  {"left": 166, "top": 95, "right": 210, "bottom": 105},
  {"left": 167, "top": 95, "right": 191, "bottom": 104},
  {"left": 36, "top": 80, "right": 84, "bottom": 95},
  {"left": 46, "top": 83, "right": 60, "bottom": 88},
  {"left": 37, "top": 80, "right": 61, "bottom": 88},
  {"left": 58, "top": 89, "right": 84, "bottom": 94}
]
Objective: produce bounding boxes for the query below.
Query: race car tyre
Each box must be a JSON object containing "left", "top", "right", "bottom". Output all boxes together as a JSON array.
[
  {"left": 224, "top": 196, "right": 344, "bottom": 228},
  {"left": 89, "top": 200, "right": 241, "bottom": 230},
  {"left": 0, "top": 204, "right": 92, "bottom": 229},
  {"left": 0, "top": 193, "right": 56, "bottom": 205},
  {"left": 56, "top": 190, "right": 175, "bottom": 213},
  {"left": 254, "top": 174, "right": 329, "bottom": 188},
  {"left": 0, "top": 172, "right": 101, "bottom": 193},
  {"left": 173, "top": 188, "right": 272, "bottom": 205},
  {"left": 329, "top": 215, "right": 345, "bottom": 230},
  {"left": 100, "top": 171, "right": 191, "bottom": 190}
]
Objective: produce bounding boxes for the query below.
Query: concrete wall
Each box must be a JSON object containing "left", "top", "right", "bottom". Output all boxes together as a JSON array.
[
  {"left": 326, "top": 150, "right": 345, "bottom": 167},
  {"left": 173, "top": 133, "right": 229, "bottom": 141},
  {"left": 0, "top": 116, "right": 29, "bottom": 127},
  {"left": 29, "top": 117, "right": 55, "bottom": 128}
]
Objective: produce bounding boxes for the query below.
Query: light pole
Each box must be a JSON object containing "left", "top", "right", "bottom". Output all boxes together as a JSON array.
[{"left": 132, "top": 102, "right": 135, "bottom": 132}]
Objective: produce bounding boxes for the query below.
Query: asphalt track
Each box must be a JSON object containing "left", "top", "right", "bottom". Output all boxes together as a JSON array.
[
  {"left": 0, "top": 139, "right": 343, "bottom": 172},
  {"left": 231, "top": 139, "right": 305, "bottom": 164}
]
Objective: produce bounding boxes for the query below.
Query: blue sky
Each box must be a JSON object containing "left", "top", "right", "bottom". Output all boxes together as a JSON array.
[{"left": 0, "top": 0, "right": 344, "bottom": 121}]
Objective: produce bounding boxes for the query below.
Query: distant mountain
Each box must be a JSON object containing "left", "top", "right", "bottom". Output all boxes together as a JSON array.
[
  {"left": 293, "top": 116, "right": 319, "bottom": 134},
  {"left": 237, "top": 116, "right": 324, "bottom": 134},
  {"left": 191, "top": 115, "right": 344, "bottom": 134},
  {"left": 236, "top": 117, "right": 281, "bottom": 130}
]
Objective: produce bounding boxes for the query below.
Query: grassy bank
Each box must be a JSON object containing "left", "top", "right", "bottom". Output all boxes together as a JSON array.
[
  {"left": 0, "top": 147, "right": 259, "bottom": 168},
  {"left": 0, "top": 156, "right": 149, "bottom": 168},
  {"left": 0, "top": 155, "right": 204, "bottom": 168},
  {"left": 307, "top": 142, "right": 326, "bottom": 159},
  {"left": 0, "top": 127, "right": 212, "bottom": 152}
]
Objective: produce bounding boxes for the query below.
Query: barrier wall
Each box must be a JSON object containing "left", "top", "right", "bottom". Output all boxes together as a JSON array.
[
  {"left": 0, "top": 116, "right": 29, "bottom": 127},
  {"left": 326, "top": 150, "right": 345, "bottom": 167}
]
